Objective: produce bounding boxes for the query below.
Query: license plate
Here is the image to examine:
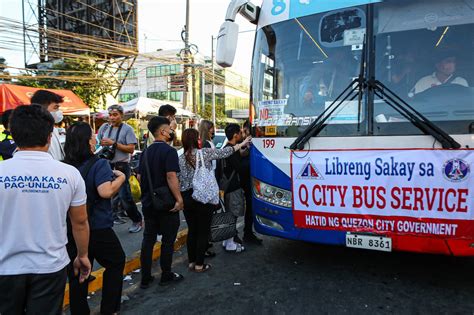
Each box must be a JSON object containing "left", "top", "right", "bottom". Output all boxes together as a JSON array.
[{"left": 346, "top": 233, "right": 392, "bottom": 252}]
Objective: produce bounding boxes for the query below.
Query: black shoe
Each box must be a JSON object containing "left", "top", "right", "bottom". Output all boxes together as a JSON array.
[
  {"left": 140, "top": 276, "right": 155, "bottom": 289},
  {"left": 244, "top": 233, "right": 263, "bottom": 245},
  {"left": 159, "top": 272, "right": 184, "bottom": 286}
]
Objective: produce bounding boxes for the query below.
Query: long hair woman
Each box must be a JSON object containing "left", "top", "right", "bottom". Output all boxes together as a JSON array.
[
  {"left": 199, "top": 119, "right": 215, "bottom": 149},
  {"left": 178, "top": 128, "right": 251, "bottom": 272},
  {"left": 64, "top": 122, "right": 126, "bottom": 315}
]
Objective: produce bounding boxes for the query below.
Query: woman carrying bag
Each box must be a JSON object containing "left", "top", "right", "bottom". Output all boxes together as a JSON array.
[
  {"left": 64, "top": 122, "right": 126, "bottom": 315},
  {"left": 178, "top": 128, "right": 251, "bottom": 272}
]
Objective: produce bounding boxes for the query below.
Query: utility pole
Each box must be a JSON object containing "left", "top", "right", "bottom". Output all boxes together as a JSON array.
[
  {"left": 201, "top": 70, "right": 205, "bottom": 113},
  {"left": 183, "top": 0, "right": 190, "bottom": 110},
  {"left": 211, "top": 35, "right": 216, "bottom": 126}
]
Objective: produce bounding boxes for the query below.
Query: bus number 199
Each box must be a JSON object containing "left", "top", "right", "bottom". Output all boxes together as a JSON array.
[{"left": 263, "top": 139, "right": 275, "bottom": 149}]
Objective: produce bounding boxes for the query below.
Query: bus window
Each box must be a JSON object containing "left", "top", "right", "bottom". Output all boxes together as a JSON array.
[{"left": 374, "top": 0, "right": 474, "bottom": 135}]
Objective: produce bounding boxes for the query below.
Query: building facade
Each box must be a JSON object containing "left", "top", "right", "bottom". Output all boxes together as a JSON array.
[{"left": 117, "top": 50, "right": 250, "bottom": 120}]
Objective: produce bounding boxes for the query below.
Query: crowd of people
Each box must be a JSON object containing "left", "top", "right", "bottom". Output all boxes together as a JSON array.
[{"left": 0, "top": 90, "right": 261, "bottom": 315}]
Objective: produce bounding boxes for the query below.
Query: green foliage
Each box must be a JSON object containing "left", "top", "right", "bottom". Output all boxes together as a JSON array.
[
  {"left": 16, "top": 57, "right": 114, "bottom": 111},
  {"left": 199, "top": 102, "right": 227, "bottom": 127}
]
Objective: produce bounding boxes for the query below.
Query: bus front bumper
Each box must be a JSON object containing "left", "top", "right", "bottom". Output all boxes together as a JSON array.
[{"left": 252, "top": 199, "right": 474, "bottom": 256}]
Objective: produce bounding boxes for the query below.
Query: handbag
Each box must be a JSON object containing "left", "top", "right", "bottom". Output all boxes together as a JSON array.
[
  {"left": 192, "top": 150, "right": 219, "bottom": 205},
  {"left": 143, "top": 147, "right": 176, "bottom": 212},
  {"left": 209, "top": 197, "right": 237, "bottom": 242}
]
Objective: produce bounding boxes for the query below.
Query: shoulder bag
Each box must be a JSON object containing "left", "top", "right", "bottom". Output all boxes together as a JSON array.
[
  {"left": 192, "top": 150, "right": 219, "bottom": 205},
  {"left": 143, "top": 146, "right": 176, "bottom": 212}
]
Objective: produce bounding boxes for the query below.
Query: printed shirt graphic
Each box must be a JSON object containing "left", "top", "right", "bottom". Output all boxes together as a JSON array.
[{"left": 0, "top": 151, "right": 87, "bottom": 275}]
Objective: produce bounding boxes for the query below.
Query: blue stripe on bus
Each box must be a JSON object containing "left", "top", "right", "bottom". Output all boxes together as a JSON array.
[{"left": 251, "top": 145, "right": 347, "bottom": 245}]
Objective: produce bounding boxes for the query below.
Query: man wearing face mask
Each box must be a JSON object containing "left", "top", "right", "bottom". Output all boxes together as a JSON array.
[
  {"left": 31, "top": 90, "right": 66, "bottom": 161},
  {"left": 158, "top": 104, "right": 178, "bottom": 141},
  {"left": 98, "top": 105, "right": 143, "bottom": 233}
]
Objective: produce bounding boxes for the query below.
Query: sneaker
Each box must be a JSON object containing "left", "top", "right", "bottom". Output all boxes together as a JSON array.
[
  {"left": 244, "top": 233, "right": 263, "bottom": 245},
  {"left": 159, "top": 272, "right": 184, "bottom": 286},
  {"left": 140, "top": 276, "right": 155, "bottom": 289},
  {"left": 128, "top": 221, "right": 143, "bottom": 233}
]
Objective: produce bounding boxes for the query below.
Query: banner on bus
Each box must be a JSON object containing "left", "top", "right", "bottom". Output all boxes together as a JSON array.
[{"left": 290, "top": 149, "right": 474, "bottom": 238}]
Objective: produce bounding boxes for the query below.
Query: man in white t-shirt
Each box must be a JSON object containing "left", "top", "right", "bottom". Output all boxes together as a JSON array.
[
  {"left": 411, "top": 54, "right": 468, "bottom": 96},
  {"left": 0, "top": 105, "right": 91, "bottom": 314},
  {"left": 31, "top": 89, "right": 66, "bottom": 160}
]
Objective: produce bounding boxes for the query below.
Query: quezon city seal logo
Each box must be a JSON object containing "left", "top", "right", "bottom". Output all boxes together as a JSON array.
[{"left": 443, "top": 159, "right": 470, "bottom": 182}]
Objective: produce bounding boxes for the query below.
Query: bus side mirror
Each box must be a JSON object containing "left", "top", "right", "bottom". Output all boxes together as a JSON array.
[{"left": 216, "top": 21, "right": 239, "bottom": 68}]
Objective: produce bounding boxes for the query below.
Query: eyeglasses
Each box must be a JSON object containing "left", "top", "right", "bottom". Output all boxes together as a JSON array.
[{"left": 108, "top": 105, "right": 124, "bottom": 113}]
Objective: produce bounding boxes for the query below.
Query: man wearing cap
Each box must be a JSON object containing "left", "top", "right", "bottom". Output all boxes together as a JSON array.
[
  {"left": 98, "top": 105, "right": 143, "bottom": 233},
  {"left": 411, "top": 53, "right": 468, "bottom": 95}
]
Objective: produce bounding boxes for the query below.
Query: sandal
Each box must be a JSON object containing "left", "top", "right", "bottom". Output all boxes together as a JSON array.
[{"left": 194, "top": 263, "right": 212, "bottom": 273}]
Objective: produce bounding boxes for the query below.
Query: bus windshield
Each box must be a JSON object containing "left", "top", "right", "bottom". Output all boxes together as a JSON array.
[{"left": 251, "top": 0, "right": 474, "bottom": 137}]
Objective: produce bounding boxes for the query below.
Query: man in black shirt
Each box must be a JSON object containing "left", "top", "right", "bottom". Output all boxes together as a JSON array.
[
  {"left": 221, "top": 124, "right": 247, "bottom": 252},
  {"left": 138, "top": 116, "right": 184, "bottom": 288}
]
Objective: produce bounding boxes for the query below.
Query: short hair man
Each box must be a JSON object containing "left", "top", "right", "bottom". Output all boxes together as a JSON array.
[
  {"left": 138, "top": 116, "right": 184, "bottom": 288},
  {"left": 0, "top": 109, "right": 17, "bottom": 161},
  {"left": 158, "top": 104, "right": 178, "bottom": 131},
  {"left": 411, "top": 53, "right": 468, "bottom": 95},
  {"left": 0, "top": 105, "right": 91, "bottom": 314},
  {"left": 31, "top": 89, "right": 65, "bottom": 160},
  {"left": 97, "top": 104, "right": 143, "bottom": 233},
  {"left": 221, "top": 123, "right": 248, "bottom": 252}
]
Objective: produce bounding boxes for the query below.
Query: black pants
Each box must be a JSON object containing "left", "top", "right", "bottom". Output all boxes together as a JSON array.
[
  {"left": 67, "top": 228, "right": 125, "bottom": 315},
  {"left": 140, "top": 208, "right": 180, "bottom": 282},
  {"left": 111, "top": 162, "right": 142, "bottom": 223},
  {"left": 182, "top": 190, "right": 214, "bottom": 266},
  {"left": 243, "top": 186, "right": 254, "bottom": 235},
  {"left": 0, "top": 267, "right": 67, "bottom": 315}
]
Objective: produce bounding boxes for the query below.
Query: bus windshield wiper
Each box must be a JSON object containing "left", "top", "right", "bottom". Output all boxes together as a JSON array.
[
  {"left": 370, "top": 80, "right": 461, "bottom": 149},
  {"left": 290, "top": 48, "right": 461, "bottom": 150}
]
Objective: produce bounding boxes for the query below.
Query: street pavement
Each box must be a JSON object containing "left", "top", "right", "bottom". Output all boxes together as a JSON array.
[{"left": 108, "top": 233, "right": 474, "bottom": 314}]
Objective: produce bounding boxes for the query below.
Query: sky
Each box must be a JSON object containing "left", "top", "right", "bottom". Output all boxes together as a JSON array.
[{"left": 0, "top": 0, "right": 256, "bottom": 77}]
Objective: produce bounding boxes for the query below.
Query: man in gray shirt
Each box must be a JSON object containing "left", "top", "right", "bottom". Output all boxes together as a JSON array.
[{"left": 98, "top": 105, "right": 143, "bottom": 233}]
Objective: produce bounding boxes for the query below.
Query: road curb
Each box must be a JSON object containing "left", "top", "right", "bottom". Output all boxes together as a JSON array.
[{"left": 63, "top": 229, "right": 188, "bottom": 307}]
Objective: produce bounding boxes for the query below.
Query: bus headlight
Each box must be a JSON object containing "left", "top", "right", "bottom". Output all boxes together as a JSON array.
[{"left": 252, "top": 178, "right": 292, "bottom": 208}]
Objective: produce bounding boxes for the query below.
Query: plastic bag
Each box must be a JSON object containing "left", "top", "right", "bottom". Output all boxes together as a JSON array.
[{"left": 129, "top": 174, "right": 141, "bottom": 203}]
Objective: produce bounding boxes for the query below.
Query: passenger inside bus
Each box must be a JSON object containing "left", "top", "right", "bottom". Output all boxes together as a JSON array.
[{"left": 409, "top": 52, "right": 469, "bottom": 96}]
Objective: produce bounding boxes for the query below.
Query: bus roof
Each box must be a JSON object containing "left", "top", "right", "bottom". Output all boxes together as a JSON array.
[{"left": 257, "top": 0, "right": 380, "bottom": 29}]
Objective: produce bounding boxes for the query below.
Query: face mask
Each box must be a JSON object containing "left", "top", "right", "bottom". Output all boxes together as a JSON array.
[
  {"left": 211, "top": 133, "right": 215, "bottom": 140},
  {"left": 51, "top": 110, "right": 64, "bottom": 124}
]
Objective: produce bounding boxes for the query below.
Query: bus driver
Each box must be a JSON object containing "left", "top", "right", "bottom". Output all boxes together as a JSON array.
[{"left": 410, "top": 51, "right": 468, "bottom": 96}]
